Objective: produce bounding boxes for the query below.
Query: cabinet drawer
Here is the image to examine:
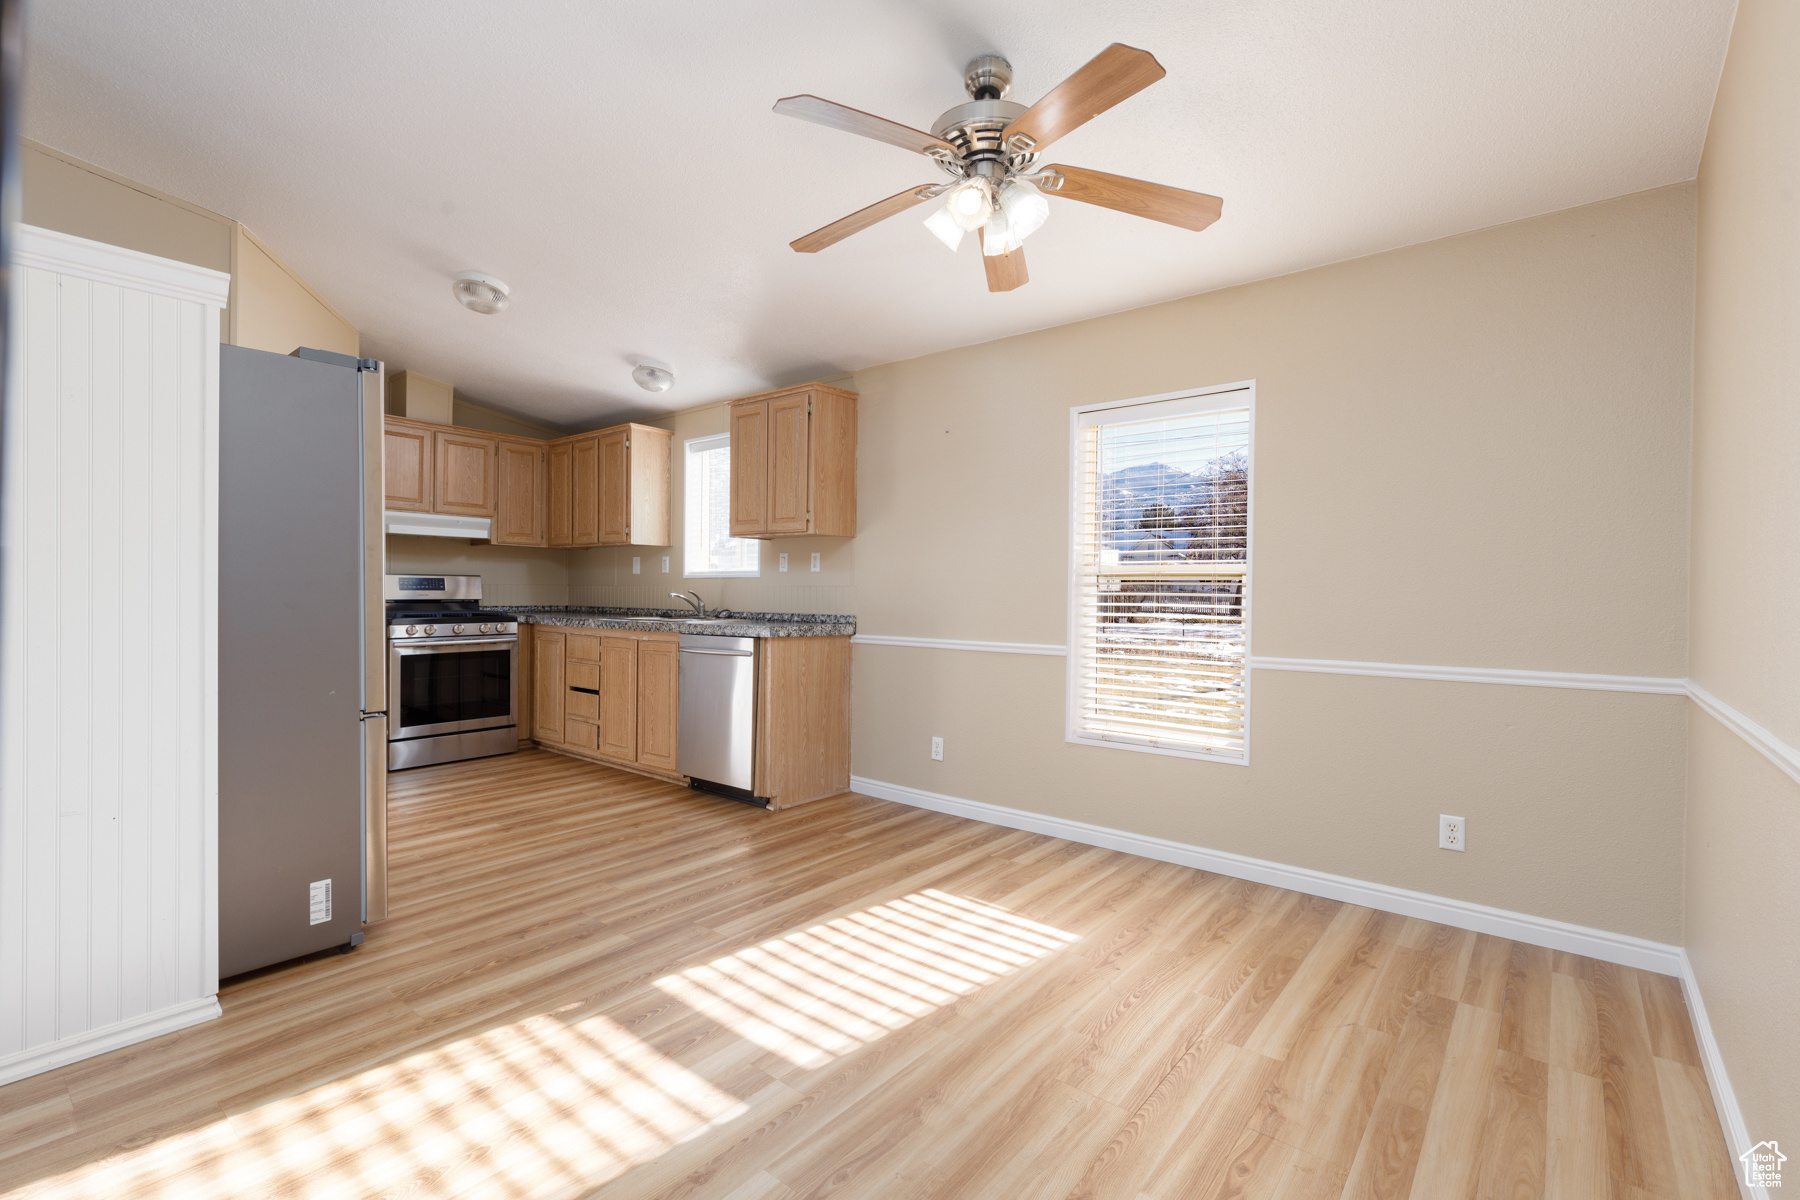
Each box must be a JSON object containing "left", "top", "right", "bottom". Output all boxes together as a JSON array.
[
  {"left": 568, "top": 634, "right": 601, "bottom": 664},
  {"left": 568, "top": 688, "right": 599, "bottom": 721},
  {"left": 568, "top": 662, "right": 598, "bottom": 691},
  {"left": 565, "top": 718, "right": 599, "bottom": 750}
]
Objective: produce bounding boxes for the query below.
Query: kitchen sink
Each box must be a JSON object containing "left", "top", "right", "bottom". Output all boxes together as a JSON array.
[{"left": 673, "top": 617, "right": 735, "bottom": 625}]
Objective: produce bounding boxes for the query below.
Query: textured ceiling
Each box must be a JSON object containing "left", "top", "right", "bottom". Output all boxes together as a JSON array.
[{"left": 22, "top": 0, "right": 1734, "bottom": 430}]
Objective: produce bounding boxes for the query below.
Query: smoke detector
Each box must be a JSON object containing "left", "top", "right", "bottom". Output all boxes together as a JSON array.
[
  {"left": 632, "top": 362, "right": 674, "bottom": 392},
  {"left": 452, "top": 272, "right": 511, "bottom": 315}
]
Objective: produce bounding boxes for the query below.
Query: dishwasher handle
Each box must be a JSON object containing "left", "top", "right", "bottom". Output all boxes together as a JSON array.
[{"left": 680, "top": 646, "right": 753, "bottom": 657}]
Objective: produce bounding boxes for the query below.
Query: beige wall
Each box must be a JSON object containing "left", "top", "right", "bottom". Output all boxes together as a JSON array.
[
  {"left": 451, "top": 396, "right": 561, "bottom": 440},
  {"left": 844, "top": 184, "right": 1696, "bottom": 941},
  {"left": 20, "top": 140, "right": 232, "bottom": 273},
  {"left": 385, "top": 536, "right": 570, "bottom": 608},
  {"left": 229, "top": 226, "right": 357, "bottom": 357},
  {"left": 1686, "top": 0, "right": 1799, "bottom": 1150},
  {"left": 20, "top": 140, "right": 356, "bottom": 359}
]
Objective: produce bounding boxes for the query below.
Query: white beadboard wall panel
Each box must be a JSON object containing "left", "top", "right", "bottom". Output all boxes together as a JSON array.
[{"left": 0, "top": 226, "right": 228, "bottom": 1084}]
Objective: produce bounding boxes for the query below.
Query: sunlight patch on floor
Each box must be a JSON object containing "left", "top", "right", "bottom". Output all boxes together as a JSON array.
[
  {"left": 10, "top": 1012, "right": 748, "bottom": 1200},
  {"left": 654, "top": 889, "right": 1080, "bottom": 1068}
]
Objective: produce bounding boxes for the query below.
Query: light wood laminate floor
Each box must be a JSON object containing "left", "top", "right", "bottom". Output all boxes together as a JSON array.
[{"left": 0, "top": 750, "right": 1739, "bottom": 1199}]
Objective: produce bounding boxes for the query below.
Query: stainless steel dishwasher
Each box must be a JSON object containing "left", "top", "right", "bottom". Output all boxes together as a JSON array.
[{"left": 677, "top": 634, "right": 761, "bottom": 802}]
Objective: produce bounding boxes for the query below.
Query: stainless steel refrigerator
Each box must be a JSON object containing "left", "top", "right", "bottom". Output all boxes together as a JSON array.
[{"left": 218, "top": 345, "right": 387, "bottom": 977}]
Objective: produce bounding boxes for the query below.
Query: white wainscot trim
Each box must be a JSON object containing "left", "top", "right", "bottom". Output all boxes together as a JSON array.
[
  {"left": 851, "top": 634, "right": 1068, "bottom": 656},
  {"left": 1251, "top": 656, "right": 1689, "bottom": 695},
  {"left": 849, "top": 637, "right": 1688, "bottom": 696},
  {"left": 849, "top": 774, "right": 1684, "bottom": 976},
  {"left": 1687, "top": 681, "right": 1800, "bottom": 788},
  {"left": 1679, "top": 952, "right": 1767, "bottom": 1200},
  {"left": 14, "top": 224, "right": 231, "bottom": 307},
  {"left": 0, "top": 997, "right": 221, "bottom": 1088}
]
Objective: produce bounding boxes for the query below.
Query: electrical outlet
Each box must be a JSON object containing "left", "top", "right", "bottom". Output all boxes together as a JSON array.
[
  {"left": 810, "top": 552, "right": 821, "bottom": 572},
  {"left": 931, "top": 736, "right": 944, "bottom": 761},
  {"left": 1439, "top": 815, "right": 1465, "bottom": 851},
  {"left": 779, "top": 552, "right": 789, "bottom": 572},
  {"left": 631, "top": 556, "right": 641, "bottom": 575},
  {"left": 661, "top": 555, "right": 670, "bottom": 573}
]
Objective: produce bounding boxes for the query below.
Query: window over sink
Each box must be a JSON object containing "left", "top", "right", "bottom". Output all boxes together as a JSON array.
[{"left": 684, "top": 433, "right": 760, "bottom": 577}]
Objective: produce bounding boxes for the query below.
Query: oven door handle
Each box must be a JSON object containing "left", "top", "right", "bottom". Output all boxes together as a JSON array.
[{"left": 392, "top": 638, "right": 519, "bottom": 654}]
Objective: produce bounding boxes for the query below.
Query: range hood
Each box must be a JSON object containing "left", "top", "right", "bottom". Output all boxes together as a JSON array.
[{"left": 384, "top": 510, "right": 492, "bottom": 540}]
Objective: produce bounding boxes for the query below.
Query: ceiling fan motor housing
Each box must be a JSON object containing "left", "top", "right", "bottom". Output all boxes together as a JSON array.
[
  {"left": 963, "top": 55, "right": 1013, "bottom": 100},
  {"left": 933, "top": 98, "right": 1032, "bottom": 178}
]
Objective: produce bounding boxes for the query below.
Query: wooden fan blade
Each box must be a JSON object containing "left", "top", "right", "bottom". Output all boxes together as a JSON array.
[
  {"left": 774, "top": 95, "right": 959, "bottom": 158},
  {"left": 979, "top": 228, "right": 1028, "bottom": 291},
  {"left": 1003, "top": 45, "right": 1165, "bottom": 153},
  {"left": 1041, "top": 164, "right": 1222, "bottom": 231},
  {"left": 790, "top": 185, "right": 939, "bottom": 253}
]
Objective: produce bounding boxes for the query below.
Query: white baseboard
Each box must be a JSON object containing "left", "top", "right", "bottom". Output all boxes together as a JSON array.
[
  {"left": 0, "top": 995, "right": 221, "bottom": 1087},
  {"left": 1678, "top": 952, "right": 1766, "bottom": 1200},
  {"left": 850, "top": 774, "right": 1684, "bottom": 976}
]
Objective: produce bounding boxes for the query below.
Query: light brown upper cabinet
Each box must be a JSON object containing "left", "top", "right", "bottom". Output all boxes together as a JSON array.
[
  {"left": 383, "top": 421, "right": 433, "bottom": 512},
  {"left": 546, "top": 441, "right": 573, "bottom": 547},
  {"left": 566, "top": 423, "right": 672, "bottom": 547},
  {"left": 727, "top": 384, "right": 856, "bottom": 538},
  {"left": 570, "top": 435, "right": 601, "bottom": 547},
  {"left": 433, "top": 429, "right": 499, "bottom": 517},
  {"left": 493, "top": 439, "right": 546, "bottom": 546},
  {"left": 381, "top": 414, "right": 672, "bottom": 546}
]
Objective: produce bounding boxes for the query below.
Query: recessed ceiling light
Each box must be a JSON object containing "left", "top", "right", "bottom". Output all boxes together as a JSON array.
[
  {"left": 632, "top": 363, "right": 674, "bottom": 392},
  {"left": 452, "top": 271, "right": 510, "bottom": 315}
]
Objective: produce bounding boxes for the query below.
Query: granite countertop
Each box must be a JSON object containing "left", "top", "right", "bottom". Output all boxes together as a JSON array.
[{"left": 506, "top": 605, "right": 856, "bottom": 638}]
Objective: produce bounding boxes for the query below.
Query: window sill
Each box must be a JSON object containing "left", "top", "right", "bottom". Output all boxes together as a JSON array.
[{"left": 1065, "top": 732, "right": 1249, "bottom": 766}]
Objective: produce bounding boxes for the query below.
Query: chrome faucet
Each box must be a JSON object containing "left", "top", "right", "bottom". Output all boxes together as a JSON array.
[{"left": 670, "top": 591, "right": 706, "bottom": 618}]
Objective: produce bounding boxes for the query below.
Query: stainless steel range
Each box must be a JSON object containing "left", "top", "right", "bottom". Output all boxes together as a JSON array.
[{"left": 385, "top": 574, "right": 520, "bottom": 769}]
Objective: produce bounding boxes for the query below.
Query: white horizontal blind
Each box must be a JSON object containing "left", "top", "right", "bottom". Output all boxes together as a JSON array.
[
  {"left": 1071, "top": 395, "right": 1251, "bottom": 760},
  {"left": 684, "top": 434, "right": 758, "bottom": 577}
]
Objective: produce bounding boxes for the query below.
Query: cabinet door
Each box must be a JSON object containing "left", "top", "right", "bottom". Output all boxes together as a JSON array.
[
  {"left": 571, "top": 436, "right": 601, "bottom": 546},
  {"left": 599, "top": 635, "right": 638, "bottom": 761},
  {"left": 434, "top": 430, "right": 498, "bottom": 517},
  {"left": 729, "top": 401, "right": 768, "bottom": 537},
  {"left": 384, "top": 421, "right": 432, "bottom": 511},
  {"left": 546, "top": 442, "right": 573, "bottom": 547},
  {"left": 597, "top": 428, "right": 630, "bottom": 544},
  {"left": 533, "top": 629, "right": 566, "bottom": 743},
  {"left": 766, "top": 393, "right": 811, "bottom": 534},
  {"left": 636, "top": 635, "right": 679, "bottom": 772},
  {"left": 493, "top": 441, "right": 546, "bottom": 546}
]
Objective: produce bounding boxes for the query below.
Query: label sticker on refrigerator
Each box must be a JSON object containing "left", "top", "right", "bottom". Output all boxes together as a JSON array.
[{"left": 309, "top": 879, "right": 332, "bottom": 925}]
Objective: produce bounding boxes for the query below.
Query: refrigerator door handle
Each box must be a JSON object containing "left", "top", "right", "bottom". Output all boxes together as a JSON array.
[{"left": 362, "top": 713, "right": 389, "bottom": 923}]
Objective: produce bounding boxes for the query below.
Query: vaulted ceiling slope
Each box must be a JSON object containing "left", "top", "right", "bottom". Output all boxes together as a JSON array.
[{"left": 23, "top": 0, "right": 1734, "bottom": 428}]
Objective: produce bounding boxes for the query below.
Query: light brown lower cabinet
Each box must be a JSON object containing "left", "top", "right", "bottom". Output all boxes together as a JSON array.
[
  {"left": 530, "top": 628, "right": 679, "bottom": 781},
  {"left": 598, "top": 635, "right": 638, "bottom": 760},
  {"left": 517, "top": 623, "right": 535, "bottom": 748},
  {"left": 532, "top": 628, "right": 565, "bottom": 743},
  {"left": 635, "top": 637, "right": 679, "bottom": 772},
  {"left": 754, "top": 636, "right": 852, "bottom": 810},
  {"left": 528, "top": 628, "right": 848, "bottom": 808}
]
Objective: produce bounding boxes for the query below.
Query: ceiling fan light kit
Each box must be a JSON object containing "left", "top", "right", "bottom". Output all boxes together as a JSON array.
[{"left": 774, "top": 44, "right": 1223, "bottom": 291}]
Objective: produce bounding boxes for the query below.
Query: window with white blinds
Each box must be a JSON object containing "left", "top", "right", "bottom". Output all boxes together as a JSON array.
[{"left": 1068, "top": 387, "right": 1252, "bottom": 763}]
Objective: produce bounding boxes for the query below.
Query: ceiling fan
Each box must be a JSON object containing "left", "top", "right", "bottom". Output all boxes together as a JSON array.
[{"left": 774, "top": 45, "right": 1222, "bottom": 293}]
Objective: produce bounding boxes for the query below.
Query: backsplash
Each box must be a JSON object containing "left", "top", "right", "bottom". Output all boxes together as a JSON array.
[{"left": 569, "top": 580, "right": 856, "bottom": 615}]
